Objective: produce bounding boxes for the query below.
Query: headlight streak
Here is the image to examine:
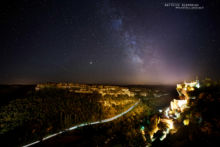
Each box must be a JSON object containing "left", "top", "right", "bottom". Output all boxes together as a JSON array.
[{"left": 23, "top": 99, "right": 140, "bottom": 147}]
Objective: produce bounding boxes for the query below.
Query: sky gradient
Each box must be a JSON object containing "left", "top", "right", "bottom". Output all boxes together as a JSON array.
[{"left": 0, "top": 0, "right": 219, "bottom": 84}]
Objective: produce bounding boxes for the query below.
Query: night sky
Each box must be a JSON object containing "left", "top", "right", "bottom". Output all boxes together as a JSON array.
[{"left": 0, "top": 0, "right": 219, "bottom": 85}]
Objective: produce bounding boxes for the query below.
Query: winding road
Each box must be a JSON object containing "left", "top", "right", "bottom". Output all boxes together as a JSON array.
[{"left": 23, "top": 99, "right": 140, "bottom": 147}]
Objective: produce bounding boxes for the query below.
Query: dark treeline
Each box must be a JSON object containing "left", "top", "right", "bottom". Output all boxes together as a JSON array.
[{"left": 0, "top": 85, "right": 35, "bottom": 107}]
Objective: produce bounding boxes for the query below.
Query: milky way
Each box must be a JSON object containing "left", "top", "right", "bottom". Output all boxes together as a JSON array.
[{"left": 97, "top": 0, "right": 219, "bottom": 84}]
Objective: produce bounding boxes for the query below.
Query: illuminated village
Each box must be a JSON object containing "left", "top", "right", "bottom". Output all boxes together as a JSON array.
[
  {"left": 35, "top": 83, "right": 135, "bottom": 97},
  {"left": 140, "top": 80, "right": 201, "bottom": 145}
]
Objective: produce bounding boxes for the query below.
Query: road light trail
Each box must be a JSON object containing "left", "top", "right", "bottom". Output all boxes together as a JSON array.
[{"left": 23, "top": 99, "right": 140, "bottom": 147}]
